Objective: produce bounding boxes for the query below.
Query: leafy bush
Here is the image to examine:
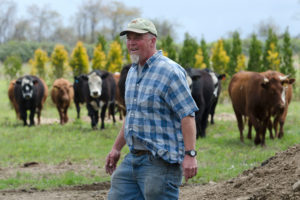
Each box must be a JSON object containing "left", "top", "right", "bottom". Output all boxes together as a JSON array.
[{"left": 3, "top": 55, "right": 23, "bottom": 80}]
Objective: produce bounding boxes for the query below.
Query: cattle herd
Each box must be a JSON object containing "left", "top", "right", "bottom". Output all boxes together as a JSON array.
[{"left": 7, "top": 65, "right": 295, "bottom": 147}]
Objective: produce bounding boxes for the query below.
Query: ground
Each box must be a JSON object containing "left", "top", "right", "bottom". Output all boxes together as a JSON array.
[{"left": 1, "top": 143, "right": 299, "bottom": 200}]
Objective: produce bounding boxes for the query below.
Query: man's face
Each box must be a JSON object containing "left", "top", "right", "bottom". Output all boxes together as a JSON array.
[{"left": 126, "top": 32, "right": 153, "bottom": 65}]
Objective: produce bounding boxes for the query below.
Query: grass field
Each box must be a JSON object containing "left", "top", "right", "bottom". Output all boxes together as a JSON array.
[{"left": 0, "top": 78, "right": 299, "bottom": 190}]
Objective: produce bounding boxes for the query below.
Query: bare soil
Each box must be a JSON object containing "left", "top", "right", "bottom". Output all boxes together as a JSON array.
[{"left": 1, "top": 143, "right": 299, "bottom": 200}]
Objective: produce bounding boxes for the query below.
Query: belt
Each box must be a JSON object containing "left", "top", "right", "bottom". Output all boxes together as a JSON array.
[{"left": 131, "top": 149, "right": 151, "bottom": 156}]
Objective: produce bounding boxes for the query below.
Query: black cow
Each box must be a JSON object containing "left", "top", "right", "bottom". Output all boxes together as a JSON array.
[
  {"left": 186, "top": 68, "right": 214, "bottom": 138},
  {"left": 204, "top": 68, "right": 226, "bottom": 124},
  {"left": 14, "top": 75, "right": 47, "bottom": 126},
  {"left": 74, "top": 70, "right": 116, "bottom": 129},
  {"left": 118, "top": 64, "right": 132, "bottom": 115}
]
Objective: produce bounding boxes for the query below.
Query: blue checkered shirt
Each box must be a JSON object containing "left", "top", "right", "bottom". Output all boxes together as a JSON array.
[{"left": 124, "top": 51, "right": 198, "bottom": 164}]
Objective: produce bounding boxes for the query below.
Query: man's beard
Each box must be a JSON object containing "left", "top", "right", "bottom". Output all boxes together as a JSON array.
[{"left": 130, "top": 54, "right": 139, "bottom": 64}]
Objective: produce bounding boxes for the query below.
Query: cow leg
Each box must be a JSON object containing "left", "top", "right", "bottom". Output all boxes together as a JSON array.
[
  {"left": 234, "top": 111, "right": 244, "bottom": 142},
  {"left": 87, "top": 104, "right": 98, "bottom": 129},
  {"left": 249, "top": 115, "right": 261, "bottom": 145},
  {"left": 20, "top": 108, "right": 28, "bottom": 126},
  {"left": 200, "top": 108, "right": 210, "bottom": 138},
  {"left": 247, "top": 118, "right": 252, "bottom": 140},
  {"left": 57, "top": 106, "right": 63, "bottom": 124},
  {"left": 260, "top": 121, "right": 268, "bottom": 147},
  {"left": 75, "top": 102, "right": 80, "bottom": 119},
  {"left": 209, "top": 99, "right": 217, "bottom": 124},
  {"left": 64, "top": 107, "right": 69, "bottom": 124},
  {"left": 109, "top": 102, "right": 116, "bottom": 124},
  {"left": 100, "top": 103, "right": 108, "bottom": 129},
  {"left": 268, "top": 118, "right": 274, "bottom": 139},
  {"left": 29, "top": 108, "right": 35, "bottom": 126}
]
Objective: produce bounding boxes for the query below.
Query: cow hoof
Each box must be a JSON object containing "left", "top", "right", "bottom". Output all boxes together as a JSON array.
[{"left": 92, "top": 126, "right": 98, "bottom": 130}]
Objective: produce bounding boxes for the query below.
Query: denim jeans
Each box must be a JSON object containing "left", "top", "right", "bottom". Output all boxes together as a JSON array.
[{"left": 108, "top": 153, "right": 182, "bottom": 200}]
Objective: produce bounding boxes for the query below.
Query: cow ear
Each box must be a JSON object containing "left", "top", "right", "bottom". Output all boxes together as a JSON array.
[
  {"left": 16, "top": 80, "right": 21, "bottom": 85},
  {"left": 82, "top": 75, "right": 88, "bottom": 80},
  {"left": 33, "top": 80, "right": 39, "bottom": 85},
  {"left": 288, "top": 78, "right": 295, "bottom": 85},
  {"left": 100, "top": 72, "right": 109, "bottom": 79},
  {"left": 191, "top": 74, "right": 201, "bottom": 81},
  {"left": 219, "top": 74, "right": 226, "bottom": 80}
]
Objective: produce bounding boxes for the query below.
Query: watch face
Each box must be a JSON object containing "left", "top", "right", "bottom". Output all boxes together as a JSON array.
[{"left": 190, "top": 150, "right": 196, "bottom": 156}]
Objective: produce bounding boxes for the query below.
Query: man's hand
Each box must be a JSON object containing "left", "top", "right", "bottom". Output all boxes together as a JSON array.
[
  {"left": 105, "top": 149, "right": 121, "bottom": 175},
  {"left": 182, "top": 155, "right": 198, "bottom": 182}
]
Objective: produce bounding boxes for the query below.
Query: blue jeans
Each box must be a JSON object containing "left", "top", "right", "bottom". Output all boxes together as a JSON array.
[{"left": 108, "top": 153, "right": 182, "bottom": 200}]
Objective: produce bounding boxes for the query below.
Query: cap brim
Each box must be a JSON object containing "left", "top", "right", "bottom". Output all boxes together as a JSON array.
[{"left": 120, "top": 28, "right": 149, "bottom": 36}]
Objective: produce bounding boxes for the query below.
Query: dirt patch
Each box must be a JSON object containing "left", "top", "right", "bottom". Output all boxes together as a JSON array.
[{"left": 1, "top": 144, "right": 299, "bottom": 200}]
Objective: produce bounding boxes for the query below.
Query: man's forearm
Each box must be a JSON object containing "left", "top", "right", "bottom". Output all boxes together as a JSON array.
[
  {"left": 181, "top": 116, "right": 196, "bottom": 150},
  {"left": 112, "top": 122, "right": 126, "bottom": 151}
]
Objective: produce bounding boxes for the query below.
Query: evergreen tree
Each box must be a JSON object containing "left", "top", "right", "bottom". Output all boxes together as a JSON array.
[
  {"left": 247, "top": 33, "right": 263, "bottom": 72},
  {"left": 107, "top": 40, "right": 123, "bottom": 72},
  {"left": 161, "top": 35, "right": 177, "bottom": 61},
  {"left": 235, "top": 54, "right": 246, "bottom": 72},
  {"left": 211, "top": 39, "right": 230, "bottom": 74},
  {"left": 51, "top": 44, "right": 68, "bottom": 79},
  {"left": 228, "top": 31, "right": 242, "bottom": 76},
  {"left": 263, "top": 28, "right": 279, "bottom": 71},
  {"left": 69, "top": 41, "right": 89, "bottom": 76},
  {"left": 194, "top": 48, "right": 206, "bottom": 69},
  {"left": 267, "top": 43, "right": 281, "bottom": 71},
  {"left": 30, "top": 48, "right": 48, "bottom": 79},
  {"left": 97, "top": 34, "right": 107, "bottom": 53},
  {"left": 92, "top": 44, "right": 107, "bottom": 71},
  {"left": 4, "top": 55, "right": 22, "bottom": 80},
  {"left": 281, "top": 29, "right": 295, "bottom": 76},
  {"left": 178, "top": 33, "right": 198, "bottom": 68},
  {"left": 200, "top": 38, "right": 210, "bottom": 69}
]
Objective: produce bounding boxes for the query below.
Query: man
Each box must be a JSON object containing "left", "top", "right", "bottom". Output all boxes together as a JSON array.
[{"left": 105, "top": 18, "right": 198, "bottom": 200}]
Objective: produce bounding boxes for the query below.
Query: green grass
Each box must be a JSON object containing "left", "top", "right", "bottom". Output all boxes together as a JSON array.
[{"left": 0, "top": 78, "right": 299, "bottom": 190}]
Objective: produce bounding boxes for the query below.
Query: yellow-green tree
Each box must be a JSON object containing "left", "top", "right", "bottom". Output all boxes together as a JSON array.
[
  {"left": 30, "top": 48, "right": 48, "bottom": 79},
  {"left": 92, "top": 44, "right": 107, "bottom": 70},
  {"left": 107, "top": 41, "right": 123, "bottom": 72},
  {"left": 69, "top": 41, "right": 89, "bottom": 76},
  {"left": 51, "top": 44, "right": 68, "bottom": 79},
  {"left": 267, "top": 43, "right": 280, "bottom": 71},
  {"left": 194, "top": 48, "right": 206, "bottom": 69},
  {"left": 235, "top": 54, "right": 246, "bottom": 72},
  {"left": 211, "top": 39, "right": 230, "bottom": 74}
]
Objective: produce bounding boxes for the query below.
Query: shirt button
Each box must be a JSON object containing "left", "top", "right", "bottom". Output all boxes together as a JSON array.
[
  {"left": 134, "top": 98, "right": 137, "bottom": 102},
  {"left": 129, "top": 128, "right": 133, "bottom": 131}
]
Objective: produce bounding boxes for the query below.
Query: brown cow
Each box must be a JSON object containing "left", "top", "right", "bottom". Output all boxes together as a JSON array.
[
  {"left": 248, "top": 70, "right": 295, "bottom": 139},
  {"left": 113, "top": 72, "right": 126, "bottom": 120},
  {"left": 51, "top": 78, "right": 74, "bottom": 125},
  {"left": 8, "top": 80, "right": 20, "bottom": 119},
  {"left": 228, "top": 71, "right": 290, "bottom": 146}
]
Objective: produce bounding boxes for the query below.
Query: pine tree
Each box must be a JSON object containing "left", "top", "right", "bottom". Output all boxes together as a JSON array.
[
  {"left": 178, "top": 33, "right": 198, "bottom": 68},
  {"left": 107, "top": 40, "right": 123, "bottom": 72},
  {"left": 30, "top": 48, "right": 48, "bottom": 79},
  {"left": 161, "top": 35, "right": 177, "bottom": 61},
  {"left": 51, "top": 44, "right": 68, "bottom": 79},
  {"left": 97, "top": 34, "right": 107, "bottom": 53},
  {"left": 228, "top": 31, "right": 242, "bottom": 76},
  {"left": 211, "top": 39, "right": 230, "bottom": 74},
  {"left": 92, "top": 44, "right": 107, "bottom": 71},
  {"left": 267, "top": 43, "right": 281, "bottom": 71},
  {"left": 69, "top": 41, "right": 89, "bottom": 76},
  {"left": 281, "top": 29, "right": 295, "bottom": 76},
  {"left": 247, "top": 33, "right": 263, "bottom": 72},
  {"left": 235, "top": 54, "right": 246, "bottom": 72},
  {"left": 263, "top": 28, "right": 279, "bottom": 71},
  {"left": 194, "top": 48, "right": 206, "bottom": 69},
  {"left": 200, "top": 38, "right": 210, "bottom": 69}
]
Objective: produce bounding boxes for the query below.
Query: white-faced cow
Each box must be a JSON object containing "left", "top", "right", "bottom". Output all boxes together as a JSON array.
[
  {"left": 74, "top": 70, "right": 116, "bottom": 129},
  {"left": 51, "top": 78, "right": 74, "bottom": 125},
  {"left": 247, "top": 70, "right": 295, "bottom": 139},
  {"left": 186, "top": 68, "right": 214, "bottom": 138},
  {"left": 14, "top": 75, "right": 48, "bottom": 126},
  {"left": 204, "top": 68, "right": 226, "bottom": 124},
  {"left": 228, "top": 71, "right": 291, "bottom": 146}
]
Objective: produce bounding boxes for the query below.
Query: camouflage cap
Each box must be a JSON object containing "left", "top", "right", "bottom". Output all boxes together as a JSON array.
[{"left": 120, "top": 18, "right": 157, "bottom": 37}]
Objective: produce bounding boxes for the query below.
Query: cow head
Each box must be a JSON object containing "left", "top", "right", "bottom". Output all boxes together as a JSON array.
[
  {"left": 86, "top": 72, "right": 102, "bottom": 98},
  {"left": 54, "top": 84, "right": 73, "bottom": 101},
  {"left": 16, "top": 76, "right": 38, "bottom": 100},
  {"left": 261, "top": 76, "right": 289, "bottom": 109}
]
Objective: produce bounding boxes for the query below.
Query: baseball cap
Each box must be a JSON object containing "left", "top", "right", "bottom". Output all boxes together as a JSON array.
[{"left": 120, "top": 18, "right": 157, "bottom": 37}]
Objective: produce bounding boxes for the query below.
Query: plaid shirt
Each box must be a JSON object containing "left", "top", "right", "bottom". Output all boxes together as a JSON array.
[{"left": 124, "top": 50, "right": 198, "bottom": 163}]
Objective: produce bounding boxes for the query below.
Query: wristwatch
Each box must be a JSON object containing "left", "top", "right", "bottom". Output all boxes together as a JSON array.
[{"left": 185, "top": 150, "right": 197, "bottom": 157}]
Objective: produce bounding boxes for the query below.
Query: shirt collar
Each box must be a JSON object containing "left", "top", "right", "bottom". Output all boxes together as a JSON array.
[{"left": 131, "top": 50, "right": 162, "bottom": 69}]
